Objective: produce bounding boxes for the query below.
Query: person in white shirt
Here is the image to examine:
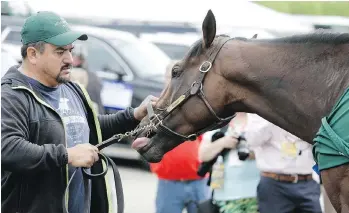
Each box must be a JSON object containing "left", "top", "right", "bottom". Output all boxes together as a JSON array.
[{"left": 244, "top": 113, "right": 322, "bottom": 213}]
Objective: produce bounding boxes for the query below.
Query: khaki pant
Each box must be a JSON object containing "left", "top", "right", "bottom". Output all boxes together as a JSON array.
[{"left": 321, "top": 185, "right": 336, "bottom": 213}]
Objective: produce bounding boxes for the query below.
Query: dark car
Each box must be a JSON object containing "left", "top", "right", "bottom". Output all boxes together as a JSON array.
[
  {"left": 2, "top": 24, "right": 169, "bottom": 107},
  {"left": 1, "top": 21, "right": 171, "bottom": 163},
  {"left": 71, "top": 25, "right": 170, "bottom": 112}
]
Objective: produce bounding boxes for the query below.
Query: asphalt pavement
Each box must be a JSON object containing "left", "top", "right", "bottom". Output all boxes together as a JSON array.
[{"left": 106, "top": 158, "right": 157, "bottom": 213}]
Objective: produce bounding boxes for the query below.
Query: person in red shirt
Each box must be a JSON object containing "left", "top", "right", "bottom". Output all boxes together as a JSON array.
[{"left": 150, "top": 61, "right": 210, "bottom": 213}]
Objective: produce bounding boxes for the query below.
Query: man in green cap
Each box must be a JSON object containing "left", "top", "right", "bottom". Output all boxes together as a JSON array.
[{"left": 1, "top": 11, "right": 158, "bottom": 213}]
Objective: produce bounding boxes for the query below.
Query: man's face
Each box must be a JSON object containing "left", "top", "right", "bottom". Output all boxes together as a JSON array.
[{"left": 36, "top": 43, "right": 74, "bottom": 85}]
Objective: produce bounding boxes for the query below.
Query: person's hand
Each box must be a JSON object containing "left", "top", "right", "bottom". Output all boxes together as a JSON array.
[
  {"left": 67, "top": 144, "right": 99, "bottom": 168},
  {"left": 220, "top": 136, "right": 238, "bottom": 149},
  {"left": 134, "top": 95, "right": 159, "bottom": 121}
]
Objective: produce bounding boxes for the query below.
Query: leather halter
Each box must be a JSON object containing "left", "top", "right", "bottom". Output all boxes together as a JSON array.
[{"left": 147, "top": 35, "right": 236, "bottom": 141}]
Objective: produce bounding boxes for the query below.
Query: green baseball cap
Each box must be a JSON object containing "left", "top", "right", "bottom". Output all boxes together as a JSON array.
[{"left": 21, "top": 11, "right": 88, "bottom": 46}]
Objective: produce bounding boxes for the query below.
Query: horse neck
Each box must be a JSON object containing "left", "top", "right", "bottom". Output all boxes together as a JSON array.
[{"left": 222, "top": 40, "right": 349, "bottom": 143}]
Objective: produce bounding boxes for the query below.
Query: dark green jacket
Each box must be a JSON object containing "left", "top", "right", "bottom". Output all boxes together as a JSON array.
[{"left": 1, "top": 66, "right": 139, "bottom": 213}]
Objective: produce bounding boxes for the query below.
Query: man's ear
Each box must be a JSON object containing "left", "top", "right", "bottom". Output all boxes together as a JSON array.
[{"left": 26, "top": 47, "right": 39, "bottom": 65}]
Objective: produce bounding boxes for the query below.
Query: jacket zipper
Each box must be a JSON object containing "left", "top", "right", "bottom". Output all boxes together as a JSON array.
[{"left": 12, "top": 86, "right": 70, "bottom": 207}]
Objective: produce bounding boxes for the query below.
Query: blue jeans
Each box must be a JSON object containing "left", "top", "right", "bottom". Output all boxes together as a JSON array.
[{"left": 156, "top": 178, "right": 210, "bottom": 213}]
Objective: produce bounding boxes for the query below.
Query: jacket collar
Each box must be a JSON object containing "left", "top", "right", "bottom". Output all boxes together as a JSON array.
[{"left": 1, "top": 65, "right": 32, "bottom": 88}]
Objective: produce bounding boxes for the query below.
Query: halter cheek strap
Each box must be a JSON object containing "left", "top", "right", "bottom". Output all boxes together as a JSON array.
[{"left": 146, "top": 35, "right": 236, "bottom": 141}]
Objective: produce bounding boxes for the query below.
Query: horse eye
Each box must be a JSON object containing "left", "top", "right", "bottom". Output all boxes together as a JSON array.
[{"left": 172, "top": 66, "right": 181, "bottom": 78}]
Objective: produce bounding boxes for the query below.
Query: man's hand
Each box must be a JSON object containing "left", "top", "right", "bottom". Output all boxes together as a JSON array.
[
  {"left": 134, "top": 95, "right": 159, "bottom": 121},
  {"left": 67, "top": 144, "right": 99, "bottom": 168}
]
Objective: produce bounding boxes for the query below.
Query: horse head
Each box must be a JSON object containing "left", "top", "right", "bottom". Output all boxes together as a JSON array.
[{"left": 132, "top": 10, "right": 255, "bottom": 162}]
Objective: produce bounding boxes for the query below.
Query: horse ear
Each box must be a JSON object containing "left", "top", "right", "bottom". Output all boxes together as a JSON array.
[
  {"left": 252, "top": 34, "right": 258, "bottom": 39},
  {"left": 202, "top": 9, "right": 216, "bottom": 49}
]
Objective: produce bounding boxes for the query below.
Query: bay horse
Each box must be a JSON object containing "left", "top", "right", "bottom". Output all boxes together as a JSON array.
[{"left": 132, "top": 10, "right": 349, "bottom": 212}]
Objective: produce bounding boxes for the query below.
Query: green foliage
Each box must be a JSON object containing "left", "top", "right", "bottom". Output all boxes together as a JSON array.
[{"left": 256, "top": 1, "right": 349, "bottom": 17}]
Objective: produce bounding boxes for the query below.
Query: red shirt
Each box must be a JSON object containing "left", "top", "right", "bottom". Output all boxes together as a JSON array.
[{"left": 150, "top": 135, "right": 206, "bottom": 180}]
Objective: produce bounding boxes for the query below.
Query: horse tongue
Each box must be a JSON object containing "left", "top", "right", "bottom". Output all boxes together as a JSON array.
[{"left": 131, "top": 137, "right": 150, "bottom": 150}]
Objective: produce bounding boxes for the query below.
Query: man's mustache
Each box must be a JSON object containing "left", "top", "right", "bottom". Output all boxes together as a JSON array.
[{"left": 61, "top": 64, "right": 72, "bottom": 71}]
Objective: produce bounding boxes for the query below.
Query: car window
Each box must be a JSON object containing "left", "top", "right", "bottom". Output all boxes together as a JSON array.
[
  {"left": 153, "top": 43, "right": 190, "bottom": 60},
  {"left": 111, "top": 38, "right": 170, "bottom": 77},
  {"left": 75, "top": 37, "right": 126, "bottom": 75}
]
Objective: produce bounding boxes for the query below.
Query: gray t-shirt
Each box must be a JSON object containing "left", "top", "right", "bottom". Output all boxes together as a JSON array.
[{"left": 25, "top": 76, "right": 91, "bottom": 213}]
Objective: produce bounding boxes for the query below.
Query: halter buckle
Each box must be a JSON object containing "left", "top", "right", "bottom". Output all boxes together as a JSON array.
[
  {"left": 190, "top": 82, "right": 202, "bottom": 95},
  {"left": 291, "top": 174, "right": 298, "bottom": 183},
  {"left": 199, "top": 61, "right": 212, "bottom": 73}
]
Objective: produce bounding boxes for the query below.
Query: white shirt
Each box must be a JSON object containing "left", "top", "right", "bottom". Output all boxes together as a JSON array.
[{"left": 244, "top": 113, "right": 315, "bottom": 175}]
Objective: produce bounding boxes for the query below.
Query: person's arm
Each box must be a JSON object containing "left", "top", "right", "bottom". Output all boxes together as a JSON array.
[
  {"left": 244, "top": 114, "right": 272, "bottom": 149},
  {"left": 98, "top": 107, "right": 140, "bottom": 140},
  {"left": 1, "top": 90, "right": 68, "bottom": 173},
  {"left": 198, "top": 131, "right": 238, "bottom": 162},
  {"left": 98, "top": 95, "right": 158, "bottom": 140}
]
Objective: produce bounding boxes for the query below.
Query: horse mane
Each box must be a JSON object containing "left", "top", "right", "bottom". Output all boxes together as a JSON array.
[
  {"left": 187, "top": 31, "right": 349, "bottom": 58},
  {"left": 257, "top": 30, "right": 349, "bottom": 45}
]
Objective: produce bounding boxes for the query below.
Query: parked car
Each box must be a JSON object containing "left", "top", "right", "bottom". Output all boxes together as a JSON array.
[
  {"left": 93, "top": 19, "right": 199, "bottom": 38},
  {"left": 139, "top": 32, "right": 200, "bottom": 60},
  {"left": 1, "top": 22, "right": 171, "bottom": 164},
  {"left": 1, "top": 24, "right": 170, "bottom": 110},
  {"left": 138, "top": 28, "right": 276, "bottom": 60}
]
